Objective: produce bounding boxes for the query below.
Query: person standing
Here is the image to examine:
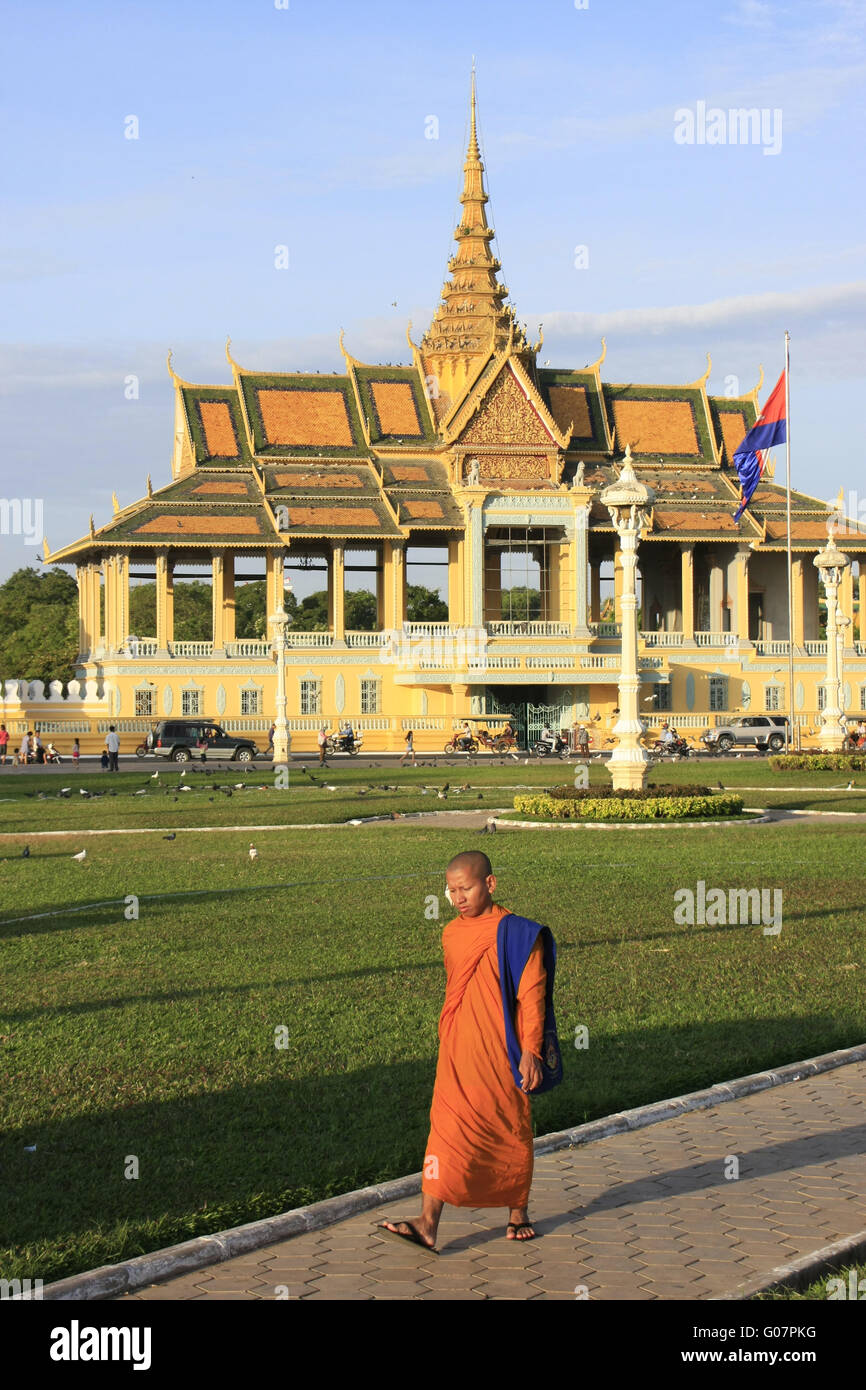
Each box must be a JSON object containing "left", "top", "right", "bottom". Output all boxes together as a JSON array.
[
  {"left": 577, "top": 724, "right": 590, "bottom": 757},
  {"left": 317, "top": 725, "right": 329, "bottom": 767},
  {"left": 0, "top": 723, "right": 8, "bottom": 766},
  {"left": 267, "top": 723, "right": 275, "bottom": 756},
  {"left": 72, "top": 738, "right": 80, "bottom": 770},
  {"left": 400, "top": 728, "right": 416, "bottom": 766},
  {"left": 105, "top": 725, "right": 120, "bottom": 772},
  {"left": 378, "top": 850, "right": 559, "bottom": 1251},
  {"left": 19, "top": 731, "right": 32, "bottom": 765}
]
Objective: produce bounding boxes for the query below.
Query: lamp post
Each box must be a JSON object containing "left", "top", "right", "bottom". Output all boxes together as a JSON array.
[
  {"left": 270, "top": 599, "right": 290, "bottom": 765},
  {"left": 813, "top": 523, "right": 850, "bottom": 752},
  {"left": 601, "top": 446, "right": 655, "bottom": 790}
]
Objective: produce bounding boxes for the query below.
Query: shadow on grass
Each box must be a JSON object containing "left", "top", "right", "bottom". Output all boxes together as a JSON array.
[{"left": 1, "top": 1015, "right": 861, "bottom": 1284}]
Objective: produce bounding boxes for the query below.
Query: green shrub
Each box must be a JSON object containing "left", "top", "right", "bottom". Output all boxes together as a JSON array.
[
  {"left": 768, "top": 754, "right": 866, "bottom": 772},
  {"left": 512, "top": 793, "right": 745, "bottom": 822},
  {"left": 548, "top": 782, "right": 713, "bottom": 801}
]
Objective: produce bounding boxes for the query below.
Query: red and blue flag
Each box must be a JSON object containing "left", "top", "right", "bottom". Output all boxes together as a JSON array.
[{"left": 732, "top": 370, "right": 786, "bottom": 522}]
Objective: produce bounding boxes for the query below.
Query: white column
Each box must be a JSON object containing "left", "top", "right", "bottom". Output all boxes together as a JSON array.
[{"left": 573, "top": 505, "right": 590, "bottom": 634}]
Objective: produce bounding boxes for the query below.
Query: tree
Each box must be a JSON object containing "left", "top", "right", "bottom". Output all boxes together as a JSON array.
[
  {"left": 0, "top": 567, "right": 79, "bottom": 684},
  {"left": 345, "top": 588, "right": 378, "bottom": 630},
  {"left": 406, "top": 584, "right": 448, "bottom": 622},
  {"left": 499, "top": 586, "right": 541, "bottom": 621}
]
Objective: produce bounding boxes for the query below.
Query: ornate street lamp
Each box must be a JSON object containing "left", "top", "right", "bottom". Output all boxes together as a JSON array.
[
  {"left": 600, "top": 446, "right": 655, "bottom": 790},
  {"left": 269, "top": 581, "right": 291, "bottom": 766},
  {"left": 813, "top": 523, "right": 850, "bottom": 752}
]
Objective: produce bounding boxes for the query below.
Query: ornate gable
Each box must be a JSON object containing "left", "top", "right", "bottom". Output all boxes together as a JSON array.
[{"left": 457, "top": 366, "right": 557, "bottom": 448}]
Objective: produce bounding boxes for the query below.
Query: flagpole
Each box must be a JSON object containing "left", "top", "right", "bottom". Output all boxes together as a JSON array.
[{"left": 784, "top": 330, "right": 795, "bottom": 751}]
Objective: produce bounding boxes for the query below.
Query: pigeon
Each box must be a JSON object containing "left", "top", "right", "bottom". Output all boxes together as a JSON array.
[
  {"left": 150, "top": 772, "right": 159, "bottom": 780},
  {"left": 479, "top": 820, "right": 497, "bottom": 834},
  {"left": 442, "top": 783, "right": 449, "bottom": 792},
  {"left": 60, "top": 787, "right": 71, "bottom": 796},
  {"left": 134, "top": 789, "right": 147, "bottom": 796},
  {"left": 301, "top": 767, "right": 308, "bottom": 775},
  {"left": 72, "top": 850, "right": 87, "bottom": 862},
  {"left": 21, "top": 846, "right": 30, "bottom": 858},
  {"left": 324, "top": 785, "right": 337, "bottom": 791},
  {"left": 249, "top": 844, "right": 258, "bottom": 861},
  {"left": 180, "top": 771, "right": 186, "bottom": 779},
  {"left": 180, "top": 786, "right": 191, "bottom": 793},
  {"left": 437, "top": 791, "right": 447, "bottom": 800},
  {"left": 79, "top": 788, "right": 89, "bottom": 796},
  {"left": 846, "top": 781, "right": 854, "bottom": 791},
  {"left": 477, "top": 793, "right": 484, "bottom": 800},
  {"left": 234, "top": 783, "right": 244, "bottom": 790},
  {"left": 163, "top": 833, "right": 176, "bottom": 841},
  {"left": 717, "top": 781, "right": 724, "bottom": 790}
]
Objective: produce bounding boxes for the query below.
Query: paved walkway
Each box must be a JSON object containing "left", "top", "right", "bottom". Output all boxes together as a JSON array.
[{"left": 118, "top": 1061, "right": 866, "bottom": 1301}]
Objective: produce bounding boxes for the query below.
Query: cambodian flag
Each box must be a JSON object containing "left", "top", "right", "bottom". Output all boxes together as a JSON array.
[{"left": 732, "top": 370, "right": 786, "bottom": 522}]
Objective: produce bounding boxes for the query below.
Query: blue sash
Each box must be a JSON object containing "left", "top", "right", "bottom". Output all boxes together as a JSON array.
[{"left": 496, "top": 913, "right": 563, "bottom": 1094}]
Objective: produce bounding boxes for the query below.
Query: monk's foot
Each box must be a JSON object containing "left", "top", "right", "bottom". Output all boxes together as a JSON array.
[
  {"left": 506, "top": 1208, "right": 536, "bottom": 1240},
  {"left": 377, "top": 1217, "right": 437, "bottom": 1250}
]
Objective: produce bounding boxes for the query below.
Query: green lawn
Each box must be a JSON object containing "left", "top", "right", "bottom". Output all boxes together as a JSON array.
[
  {"left": 1, "top": 790, "right": 863, "bottom": 1285},
  {"left": 756, "top": 1261, "right": 866, "bottom": 1301}
]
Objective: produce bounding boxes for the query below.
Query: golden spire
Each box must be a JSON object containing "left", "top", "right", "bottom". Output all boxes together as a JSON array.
[{"left": 420, "top": 69, "right": 528, "bottom": 413}]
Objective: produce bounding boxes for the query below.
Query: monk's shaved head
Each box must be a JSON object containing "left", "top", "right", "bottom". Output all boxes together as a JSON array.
[{"left": 447, "top": 850, "right": 492, "bottom": 882}]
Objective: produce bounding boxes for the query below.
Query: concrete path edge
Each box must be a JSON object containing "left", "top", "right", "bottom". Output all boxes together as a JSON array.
[{"left": 37, "top": 1041, "right": 866, "bottom": 1301}]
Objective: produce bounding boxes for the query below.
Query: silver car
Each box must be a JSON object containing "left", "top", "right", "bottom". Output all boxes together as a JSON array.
[{"left": 702, "top": 715, "right": 789, "bottom": 754}]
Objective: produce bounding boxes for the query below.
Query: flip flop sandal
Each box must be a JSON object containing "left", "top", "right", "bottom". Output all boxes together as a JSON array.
[
  {"left": 506, "top": 1222, "right": 537, "bottom": 1239},
  {"left": 377, "top": 1220, "right": 439, "bottom": 1254}
]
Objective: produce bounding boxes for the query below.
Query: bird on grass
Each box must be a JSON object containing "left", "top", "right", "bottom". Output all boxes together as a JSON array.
[
  {"left": 79, "top": 788, "right": 90, "bottom": 797},
  {"left": 233, "top": 783, "right": 245, "bottom": 790},
  {"left": 478, "top": 820, "right": 497, "bottom": 835},
  {"left": 60, "top": 787, "right": 71, "bottom": 796},
  {"left": 442, "top": 783, "right": 449, "bottom": 792},
  {"left": 180, "top": 786, "right": 192, "bottom": 793},
  {"left": 21, "top": 846, "right": 30, "bottom": 858},
  {"left": 180, "top": 771, "right": 186, "bottom": 779},
  {"left": 72, "top": 850, "right": 86, "bottom": 862},
  {"left": 150, "top": 772, "right": 159, "bottom": 780},
  {"left": 437, "top": 790, "right": 447, "bottom": 800},
  {"left": 249, "top": 844, "right": 258, "bottom": 861},
  {"left": 717, "top": 781, "right": 725, "bottom": 790},
  {"left": 134, "top": 789, "right": 147, "bottom": 796},
  {"left": 163, "top": 833, "right": 176, "bottom": 841}
]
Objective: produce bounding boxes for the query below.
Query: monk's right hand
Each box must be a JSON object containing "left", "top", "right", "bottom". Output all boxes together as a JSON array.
[{"left": 519, "top": 1050, "right": 543, "bottom": 1093}]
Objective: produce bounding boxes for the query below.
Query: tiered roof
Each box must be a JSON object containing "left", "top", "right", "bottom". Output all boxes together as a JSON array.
[{"left": 46, "top": 80, "right": 865, "bottom": 566}]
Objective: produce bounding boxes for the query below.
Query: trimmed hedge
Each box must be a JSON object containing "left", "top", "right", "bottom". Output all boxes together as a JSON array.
[
  {"left": 769, "top": 754, "right": 866, "bottom": 772},
  {"left": 547, "top": 782, "right": 713, "bottom": 801},
  {"left": 513, "top": 792, "right": 745, "bottom": 822}
]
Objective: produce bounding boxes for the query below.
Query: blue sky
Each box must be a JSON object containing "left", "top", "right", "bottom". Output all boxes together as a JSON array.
[{"left": 1, "top": 0, "right": 864, "bottom": 588}]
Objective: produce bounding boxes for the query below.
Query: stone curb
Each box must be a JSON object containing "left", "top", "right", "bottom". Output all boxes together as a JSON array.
[
  {"left": 495, "top": 812, "right": 772, "bottom": 830},
  {"left": 711, "top": 1228, "right": 866, "bottom": 1301},
  {"left": 36, "top": 1041, "right": 866, "bottom": 1301}
]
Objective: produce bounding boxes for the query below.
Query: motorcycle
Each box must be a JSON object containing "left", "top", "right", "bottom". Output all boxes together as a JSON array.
[
  {"left": 533, "top": 733, "right": 569, "bottom": 757},
  {"left": 651, "top": 735, "right": 692, "bottom": 758},
  {"left": 325, "top": 731, "right": 362, "bottom": 756},
  {"left": 444, "top": 734, "right": 479, "bottom": 754}
]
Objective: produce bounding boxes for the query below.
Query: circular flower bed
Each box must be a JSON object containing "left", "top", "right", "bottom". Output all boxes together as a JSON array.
[{"left": 513, "top": 791, "right": 745, "bottom": 821}]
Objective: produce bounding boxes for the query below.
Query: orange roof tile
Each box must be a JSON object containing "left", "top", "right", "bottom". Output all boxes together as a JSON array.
[
  {"left": 191, "top": 481, "right": 248, "bottom": 495},
  {"left": 134, "top": 515, "right": 261, "bottom": 535},
  {"left": 274, "top": 471, "right": 363, "bottom": 489},
  {"left": 288, "top": 506, "right": 380, "bottom": 527},
  {"left": 717, "top": 410, "right": 748, "bottom": 462},
  {"left": 391, "top": 465, "right": 430, "bottom": 482},
  {"left": 548, "top": 385, "right": 592, "bottom": 437},
  {"left": 258, "top": 389, "right": 353, "bottom": 447},
  {"left": 370, "top": 381, "right": 422, "bottom": 435},
  {"left": 199, "top": 401, "right": 240, "bottom": 458},
  {"left": 403, "top": 500, "right": 445, "bottom": 518},
  {"left": 652, "top": 508, "right": 739, "bottom": 533},
  {"left": 612, "top": 400, "right": 699, "bottom": 455}
]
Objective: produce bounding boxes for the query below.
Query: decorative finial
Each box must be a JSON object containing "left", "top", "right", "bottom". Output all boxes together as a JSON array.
[
  {"left": 43, "top": 537, "right": 50, "bottom": 560},
  {"left": 89, "top": 514, "right": 95, "bottom": 538},
  {"left": 687, "top": 352, "right": 712, "bottom": 389},
  {"left": 112, "top": 491, "right": 120, "bottom": 515},
  {"left": 587, "top": 337, "right": 607, "bottom": 373},
  {"left": 146, "top": 473, "right": 153, "bottom": 498},
  {"left": 468, "top": 62, "right": 480, "bottom": 162}
]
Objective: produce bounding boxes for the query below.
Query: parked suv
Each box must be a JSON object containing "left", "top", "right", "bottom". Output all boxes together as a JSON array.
[
  {"left": 147, "top": 719, "right": 260, "bottom": 763},
  {"left": 702, "top": 715, "right": 789, "bottom": 754}
]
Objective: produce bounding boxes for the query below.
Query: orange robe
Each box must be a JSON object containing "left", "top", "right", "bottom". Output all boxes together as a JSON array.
[{"left": 421, "top": 902, "right": 547, "bottom": 1208}]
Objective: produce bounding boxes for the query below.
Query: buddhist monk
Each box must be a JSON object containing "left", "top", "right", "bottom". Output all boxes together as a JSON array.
[{"left": 379, "top": 849, "right": 550, "bottom": 1250}]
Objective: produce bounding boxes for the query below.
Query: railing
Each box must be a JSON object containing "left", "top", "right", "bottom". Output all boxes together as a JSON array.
[
  {"left": 855, "top": 642, "right": 866, "bottom": 656},
  {"left": 694, "top": 631, "right": 739, "bottom": 648},
  {"left": 588, "top": 621, "right": 621, "bottom": 638},
  {"left": 486, "top": 620, "right": 572, "bottom": 637},
  {"left": 284, "top": 631, "right": 334, "bottom": 647},
  {"left": 804, "top": 640, "right": 828, "bottom": 655},
  {"left": 225, "top": 640, "right": 272, "bottom": 658},
  {"left": 527, "top": 656, "right": 576, "bottom": 669},
  {"left": 167, "top": 641, "right": 214, "bottom": 658},
  {"left": 401, "top": 717, "right": 446, "bottom": 730},
  {"left": 640, "top": 631, "right": 684, "bottom": 647},
  {"left": 285, "top": 716, "right": 392, "bottom": 730},
  {"left": 580, "top": 655, "right": 620, "bottom": 669},
  {"left": 121, "top": 638, "right": 158, "bottom": 657},
  {"left": 753, "top": 640, "right": 790, "bottom": 656},
  {"left": 345, "top": 631, "right": 384, "bottom": 647},
  {"left": 402, "top": 622, "right": 462, "bottom": 637}
]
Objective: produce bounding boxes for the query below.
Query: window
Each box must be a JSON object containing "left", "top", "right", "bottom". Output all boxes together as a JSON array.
[
  {"left": 182, "top": 689, "right": 202, "bottom": 716},
  {"left": 654, "top": 684, "right": 671, "bottom": 711},
  {"left": 300, "top": 680, "right": 321, "bottom": 715},
  {"left": 135, "top": 689, "right": 154, "bottom": 716},
  {"left": 709, "top": 677, "right": 728, "bottom": 712},
  {"left": 241, "top": 688, "right": 261, "bottom": 715},
  {"left": 860, "top": 685, "right": 866, "bottom": 712},
  {"left": 360, "top": 679, "right": 380, "bottom": 714},
  {"left": 817, "top": 686, "right": 826, "bottom": 711},
  {"left": 764, "top": 685, "right": 782, "bottom": 712}
]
